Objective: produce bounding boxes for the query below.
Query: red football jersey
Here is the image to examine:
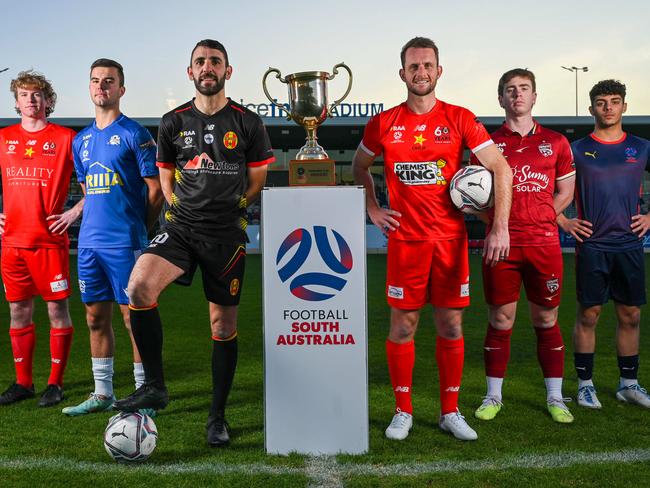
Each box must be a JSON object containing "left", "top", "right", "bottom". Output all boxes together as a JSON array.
[
  {"left": 360, "top": 101, "right": 492, "bottom": 240},
  {"left": 481, "top": 123, "right": 574, "bottom": 246},
  {"left": 0, "top": 123, "right": 76, "bottom": 248}
]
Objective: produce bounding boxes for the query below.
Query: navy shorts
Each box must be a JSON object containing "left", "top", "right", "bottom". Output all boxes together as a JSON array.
[
  {"left": 144, "top": 228, "right": 245, "bottom": 306},
  {"left": 78, "top": 247, "right": 142, "bottom": 305},
  {"left": 576, "top": 246, "right": 646, "bottom": 307}
]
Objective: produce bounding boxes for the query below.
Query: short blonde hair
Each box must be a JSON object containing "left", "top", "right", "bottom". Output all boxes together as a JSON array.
[{"left": 10, "top": 70, "right": 57, "bottom": 116}]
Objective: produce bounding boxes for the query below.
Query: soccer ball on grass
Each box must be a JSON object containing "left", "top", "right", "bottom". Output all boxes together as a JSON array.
[{"left": 104, "top": 412, "right": 158, "bottom": 462}]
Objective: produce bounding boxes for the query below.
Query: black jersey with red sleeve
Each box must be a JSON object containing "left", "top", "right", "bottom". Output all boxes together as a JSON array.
[{"left": 157, "top": 98, "right": 274, "bottom": 243}]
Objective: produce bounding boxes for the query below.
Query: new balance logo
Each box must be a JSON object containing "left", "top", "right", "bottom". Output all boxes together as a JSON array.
[
  {"left": 445, "top": 386, "right": 460, "bottom": 392},
  {"left": 394, "top": 386, "right": 410, "bottom": 393},
  {"left": 484, "top": 347, "right": 501, "bottom": 351}
]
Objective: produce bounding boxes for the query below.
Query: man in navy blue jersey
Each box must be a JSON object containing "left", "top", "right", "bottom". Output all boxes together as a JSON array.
[{"left": 559, "top": 79, "right": 650, "bottom": 409}]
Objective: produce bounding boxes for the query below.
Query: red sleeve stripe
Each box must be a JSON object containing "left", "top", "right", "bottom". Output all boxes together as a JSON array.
[
  {"left": 247, "top": 156, "right": 276, "bottom": 167},
  {"left": 156, "top": 162, "right": 175, "bottom": 168},
  {"left": 175, "top": 106, "right": 191, "bottom": 113},
  {"left": 230, "top": 104, "right": 245, "bottom": 113}
]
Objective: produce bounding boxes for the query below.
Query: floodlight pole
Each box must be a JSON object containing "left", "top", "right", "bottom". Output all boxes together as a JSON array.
[{"left": 561, "top": 66, "right": 589, "bottom": 116}]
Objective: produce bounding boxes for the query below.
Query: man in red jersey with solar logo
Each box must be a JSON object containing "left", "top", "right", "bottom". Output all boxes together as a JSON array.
[
  {"left": 353, "top": 37, "right": 513, "bottom": 441},
  {"left": 472, "top": 69, "right": 576, "bottom": 424},
  {"left": 0, "top": 70, "right": 81, "bottom": 407}
]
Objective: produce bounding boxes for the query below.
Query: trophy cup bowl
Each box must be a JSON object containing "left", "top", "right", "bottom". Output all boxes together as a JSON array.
[{"left": 262, "top": 63, "right": 352, "bottom": 160}]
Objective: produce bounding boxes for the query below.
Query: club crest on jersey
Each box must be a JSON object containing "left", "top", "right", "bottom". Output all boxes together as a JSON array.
[
  {"left": 546, "top": 278, "right": 559, "bottom": 293},
  {"left": 229, "top": 278, "right": 240, "bottom": 296},
  {"left": 24, "top": 147, "right": 34, "bottom": 158},
  {"left": 625, "top": 147, "right": 638, "bottom": 163},
  {"left": 394, "top": 160, "right": 447, "bottom": 186},
  {"left": 538, "top": 142, "right": 553, "bottom": 157},
  {"left": 413, "top": 133, "right": 427, "bottom": 149},
  {"left": 223, "top": 131, "right": 238, "bottom": 149},
  {"left": 108, "top": 135, "right": 121, "bottom": 146}
]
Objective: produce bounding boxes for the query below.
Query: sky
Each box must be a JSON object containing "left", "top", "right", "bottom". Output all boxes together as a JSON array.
[{"left": 1, "top": 0, "right": 649, "bottom": 119}]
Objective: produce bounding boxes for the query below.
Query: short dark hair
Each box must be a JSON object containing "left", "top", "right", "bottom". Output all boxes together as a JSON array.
[
  {"left": 90, "top": 58, "right": 125, "bottom": 86},
  {"left": 190, "top": 39, "right": 229, "bottom": 67},
  {"left": 400, "top": 37, "right": 439, "bottom": 68},
  {"left": 498, "top": 68, "right": 536, "bottom": 96},
  {"left": 589, "top": 79, "right": 626, "bottom": 104},
  {"left": 10, "top": 70, "right": 57, "bottom": 116}
]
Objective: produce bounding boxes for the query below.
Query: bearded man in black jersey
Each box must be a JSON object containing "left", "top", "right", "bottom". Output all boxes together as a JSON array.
[{"left": 114, "top": 39, "right": 274, "bottom": 447}]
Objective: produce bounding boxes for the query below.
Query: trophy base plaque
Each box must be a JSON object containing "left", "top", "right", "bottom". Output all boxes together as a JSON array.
[{"left": 289, "top": 159, "right": 336, "bottom": 186}]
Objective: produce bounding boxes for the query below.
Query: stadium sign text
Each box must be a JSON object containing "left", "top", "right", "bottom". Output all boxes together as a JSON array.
[{"left": 238, "top": 99, "right": 383, "bottom": 118}]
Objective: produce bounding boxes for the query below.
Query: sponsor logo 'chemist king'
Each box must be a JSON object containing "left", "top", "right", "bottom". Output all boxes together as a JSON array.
[{"left": 276, "top": 226, "right": 353, "bottom": 301}]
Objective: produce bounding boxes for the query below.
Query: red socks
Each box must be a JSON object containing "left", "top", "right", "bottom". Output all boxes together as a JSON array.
[
  {"left": 9, "top": 325, "right": 36, "bottom": 387},
  {"left": 484, "top": 324, "right": 513, "bottom": 378},
  {"left": 386, "top": 339, "right": 415, "bottom": 414},
  {"left": 436, "top": 336, "right": 464, "bottom": 415},
  {"left": 47, "top": 327, "right": 74, "bottom": 386},
  {"left": 535, "top": 322, "right": 564, "bottom": 378}
]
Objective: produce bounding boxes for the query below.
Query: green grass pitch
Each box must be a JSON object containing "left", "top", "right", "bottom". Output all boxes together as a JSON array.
[{"left": 0, "top": 254, "right": 648, "bottom": 487}]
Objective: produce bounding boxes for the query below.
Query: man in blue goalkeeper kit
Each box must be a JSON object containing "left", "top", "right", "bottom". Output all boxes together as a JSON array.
[
  {"left": 559, "top": 79, "right": 650, "bottom": 410},
  {"left": 61, "top": 58, "right": 163, "bottom": 416}
]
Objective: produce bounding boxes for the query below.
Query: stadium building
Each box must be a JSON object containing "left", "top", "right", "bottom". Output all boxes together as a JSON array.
[{"left": 2, "top": 111, "right": 650, "bottom": 251}]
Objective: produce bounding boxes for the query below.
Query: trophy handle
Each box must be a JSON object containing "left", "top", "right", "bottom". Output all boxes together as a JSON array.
[
  {"left": 262, "top": 67, "right": 291, "bottom": 120},
  {"left": 326, "top": 62, "right": 353, "bottom": 118}
]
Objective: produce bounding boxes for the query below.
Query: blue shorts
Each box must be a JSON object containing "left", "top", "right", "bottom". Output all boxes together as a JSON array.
[
  {"left": 576, "top": 245, "right": 646, "bottom": 307},
  {"left": 77, "top": 248, "right": 142, "bottom": 305}
]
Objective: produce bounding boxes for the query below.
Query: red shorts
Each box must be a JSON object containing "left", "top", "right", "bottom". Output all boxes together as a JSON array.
[
  {"left": 483, "top": 245, "right": 563, "bottom": 307},
  {"left": 386, "top": 238, "right": 470, "bottom": 309},
  {"left": 1, "top": 247, "right": 71, "bottom": 302}
]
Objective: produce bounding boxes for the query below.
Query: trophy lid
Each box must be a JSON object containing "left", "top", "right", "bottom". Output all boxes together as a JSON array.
[{"left": 284, "top": 71, "right": 330, "bottom": 82}]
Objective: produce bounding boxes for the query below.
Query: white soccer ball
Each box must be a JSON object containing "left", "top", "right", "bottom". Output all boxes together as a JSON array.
[
  {"left": 104, "top": 412, "right": 158, "bottom": 462},
  {"left": 449, "top": 165, "right": 494, "bottom": 213}
]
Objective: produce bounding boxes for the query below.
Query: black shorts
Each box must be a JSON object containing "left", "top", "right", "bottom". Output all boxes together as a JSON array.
[
  {"left": 144, "top": 228, "right": 246, "bottom": 306},
  {"left": 576, "top": 245, "right": 646, "bottom": 307}
]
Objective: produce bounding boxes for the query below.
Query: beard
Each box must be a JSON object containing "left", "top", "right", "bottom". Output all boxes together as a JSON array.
[
  {"left": 194, "top": 74, "right": 226, "bottom": 96},
  {"left": 406, "top": 79, "right": 435, "bottom": 97}
]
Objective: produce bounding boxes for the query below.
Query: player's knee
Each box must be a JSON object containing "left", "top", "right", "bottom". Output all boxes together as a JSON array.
[
  {"left": 211, "top": 320, "right": 237, "bottom": 339},
  {"left": 617, "top": 308, "right": 641, "bottom": 330},
  {"left": 47, "top": 301, "right": 72, "bottom": 327},
  {"left": 577, "top": 306, "right": 600, "bottom": 329},
  {"left": 490, "top": 311, "right": 515, "bottom": 330},
  {"left": 127, "top": 275, "right": 156, "bottom": 306},
  {"left": 86, "top": 311, "right": 110, "bottom": 332},
  {"left": 9, "top": 304, "right": 32, "bottom": 325}
]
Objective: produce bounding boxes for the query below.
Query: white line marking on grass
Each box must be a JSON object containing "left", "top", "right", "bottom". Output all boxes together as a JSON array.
[
  {"left": 339, "top": 449, "right": 650, "bottom": 476},
  {"left": 1, "top": 448, "right": 649, "bottom": 480},
  {"left": 306, "top": 456, "right": 343, "bottom": 488}
]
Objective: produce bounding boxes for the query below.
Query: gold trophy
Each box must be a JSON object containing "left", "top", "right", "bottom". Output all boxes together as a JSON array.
[{"left": 262, "top": 63, "right": 352, "bottom": 185}]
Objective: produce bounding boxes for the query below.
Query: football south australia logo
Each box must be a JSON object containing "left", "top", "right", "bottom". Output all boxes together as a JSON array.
[{"left": 276, "top": 226, "right": 353, "bottom": 301}]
